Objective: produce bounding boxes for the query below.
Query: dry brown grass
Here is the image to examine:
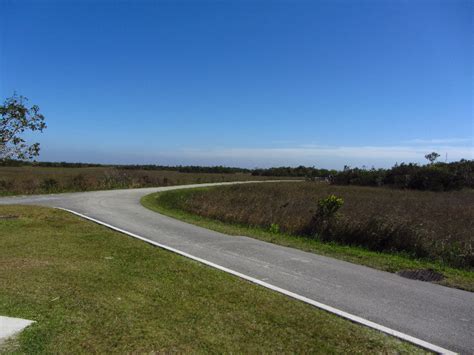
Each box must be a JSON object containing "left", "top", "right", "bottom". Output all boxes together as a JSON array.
[
  {"left": 0, "top": 166, "right": 274, "bottom": 195},
  {"left": 171, "top": 182, "right": 473, "bottom": 268}
]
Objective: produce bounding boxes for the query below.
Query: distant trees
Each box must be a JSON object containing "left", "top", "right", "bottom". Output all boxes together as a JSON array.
[
  {"left": 119, "top": 165, "right": 250, "bottom": 174},
  {"left": 0, "top": 159, "right": 251, "bottom": 173},
  {"left": 425, "top": 152, "right": 440, "bottom": 165},
  {"left": 330, "top": 159, "right": 473, "bottom": 191},
  {"left": 0, "top": 94, "right": 46, "bottom": 161},
  {"left": 251, "top": 166, "right": 337, "bottom": 178}
]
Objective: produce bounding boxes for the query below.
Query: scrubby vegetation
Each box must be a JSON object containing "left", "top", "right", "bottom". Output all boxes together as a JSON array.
[
  {"left": 0, "top": 159, "right": 252, "bottom": 173},
  {"left": 151, "top": 182, "right": 473, "bottom": 270},
  {"left": 0, "top": 166, "right": 280, "bottom": 196},
  {"left": 330, "top": 160, "right": 474, "bottom": 191},
  {"left": 0, "top": 160, "right": 337, "bottom": 177},
  {"left": 252, "top": 166, "right": 337, "bottom": 178},
  {"left": 2, "top": 158, "right": 472, "bottom": 193}
]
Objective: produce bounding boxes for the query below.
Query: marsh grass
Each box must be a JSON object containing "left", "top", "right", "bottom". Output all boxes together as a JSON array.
[
  {"left": 168, "top": 182, "right": 473, "bottom": 268},
  {"left": 0, "top": 166, "right": 275, "bottom": 196},
  {"left": 141, "top": 183, "right": 473, "bottom": 290}
]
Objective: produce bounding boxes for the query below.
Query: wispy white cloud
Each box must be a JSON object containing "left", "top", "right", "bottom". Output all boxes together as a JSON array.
[
  {"left": 178, "top": 145, "right": 473, "bottom": 160},
  {"left": 41, "top": 143, "right": 474, "bottom": 169},
  {"left": 403, "top": 137, "right": 473, "bottom": 145}
]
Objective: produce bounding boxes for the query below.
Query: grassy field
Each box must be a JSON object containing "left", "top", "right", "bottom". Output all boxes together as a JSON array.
[
  {"left": 0, "top": 166, "right": 277, "bottom": 196},
  {"left": 141, "top": 183, "right": 474, "bottom": 291},
  {"left": 0, "top": 205, "right": 425, "bottom": 353}
]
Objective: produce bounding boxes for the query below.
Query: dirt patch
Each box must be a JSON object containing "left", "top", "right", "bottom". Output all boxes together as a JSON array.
[
  {"left": 0, "top": 215, "right": 19, "bottom": 220},
  {"left": 0, "top": 258, "right": 51, "bottom": 270},
  {"left": 397, "top": 269, "right": 444, "bottom": 282}
]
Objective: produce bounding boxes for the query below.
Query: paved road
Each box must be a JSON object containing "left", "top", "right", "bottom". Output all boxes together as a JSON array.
[{"left": 1, "top": 182, "right": 473, "bottom": 353}]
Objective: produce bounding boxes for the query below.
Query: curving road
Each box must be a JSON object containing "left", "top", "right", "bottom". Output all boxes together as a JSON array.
[{"left": 1, "top": 182, "right": 473, "bottom": 354}]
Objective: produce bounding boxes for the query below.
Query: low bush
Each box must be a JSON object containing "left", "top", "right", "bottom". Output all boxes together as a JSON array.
[
  {"left": 305, "top": 195, "right": 344, "bottom": 236},
  {"left": 269, "top": 223, "right": 280, "bottom": 234}
]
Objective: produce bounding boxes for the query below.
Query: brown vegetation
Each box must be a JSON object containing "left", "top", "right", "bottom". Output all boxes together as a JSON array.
[
  {"left": 0, "top": 166, "right": 275, "bottom": 195},
  {"left": 164, "top": 182, "right": 473, "bottom": 269}
]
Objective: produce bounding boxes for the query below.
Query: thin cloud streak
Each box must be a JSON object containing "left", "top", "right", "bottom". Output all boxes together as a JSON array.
[
  {"left": 41, "top": 144, "right": 473, "bottom": 169},
  {"left": 403, "top": 138, "right": 473, "bottom": 145},
  {"left": 178, "top": 145, "right": 473, "bottom": 161}
]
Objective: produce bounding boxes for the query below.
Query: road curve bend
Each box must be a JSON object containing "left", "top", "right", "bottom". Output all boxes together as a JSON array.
[{"left": 1, "top": 181, "right": 472, "bottom": 354}]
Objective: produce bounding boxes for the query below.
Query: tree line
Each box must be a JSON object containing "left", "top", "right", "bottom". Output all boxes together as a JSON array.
[
  {"left": 1, "top": 94, "right": 472, "bottom": 191},
  {"left": 329, "top": 159, "right": 474, "bottom": 191}
]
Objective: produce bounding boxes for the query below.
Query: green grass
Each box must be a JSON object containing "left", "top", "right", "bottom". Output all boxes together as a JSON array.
[
  {"left": 0, "top": 205, "right": 425, "bottom": 353},
  {"left": 141, "top": 189, "right": 474, "bottom": 292}
]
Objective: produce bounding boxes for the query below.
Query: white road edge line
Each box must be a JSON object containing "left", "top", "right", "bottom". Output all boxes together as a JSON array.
[{"left": 57, "top": 207, "right": 457, "bottom": 355}]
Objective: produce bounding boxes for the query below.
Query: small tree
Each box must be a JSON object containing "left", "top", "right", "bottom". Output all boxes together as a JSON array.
[
  {"left": 0, "top": 94, "right": 46, "bottom": 161},
  {"left": 425, "top": 152, "right": 440, "bottom": 165},
  {"left": 306, "top": 195, "right": 344, "bottom": 236}
]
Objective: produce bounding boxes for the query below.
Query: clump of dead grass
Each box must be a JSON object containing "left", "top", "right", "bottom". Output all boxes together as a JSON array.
[{"left": 169, "top": 182, "right": 473, "bottom": 269}]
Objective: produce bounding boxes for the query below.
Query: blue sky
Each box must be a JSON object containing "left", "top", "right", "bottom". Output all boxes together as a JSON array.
[{"left": 1, "top": 0, "right": 472, "bottom": 168}]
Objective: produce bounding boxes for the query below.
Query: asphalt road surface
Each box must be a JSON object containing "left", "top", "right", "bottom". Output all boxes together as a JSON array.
[{"left": 1, "top": 182, "right": 473, "bottom": 353}]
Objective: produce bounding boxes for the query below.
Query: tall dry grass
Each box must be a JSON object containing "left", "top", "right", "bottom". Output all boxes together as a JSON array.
[
  {"left": 0, "top": 166, "right": 273, "bottom": 195},
  {"left": 170, "top": 182, "right": 473, "bottom": 268}
]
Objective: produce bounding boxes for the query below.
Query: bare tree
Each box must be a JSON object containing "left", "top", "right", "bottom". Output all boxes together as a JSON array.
[{"left": 0, "top": 94, "right": 46, "bottom": 161}]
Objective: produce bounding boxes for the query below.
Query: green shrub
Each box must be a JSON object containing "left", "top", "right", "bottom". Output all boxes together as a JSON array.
[
  {"left": 269, "top": 223, "right": 280, "bottom": 234},
  {"left": 317, "top": 195, "right": 344, "bottom": 218},
  {"left": 305, "top": 195, "right": 344, "bottom": 236}
]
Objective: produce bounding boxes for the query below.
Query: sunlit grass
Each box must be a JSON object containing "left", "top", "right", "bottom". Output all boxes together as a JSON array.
[
  {"left": 0, "top": 205, "right": 425, "bottom": 353},
  {"left": 141, "top": 186, "right": 474, "bottom": 292}
]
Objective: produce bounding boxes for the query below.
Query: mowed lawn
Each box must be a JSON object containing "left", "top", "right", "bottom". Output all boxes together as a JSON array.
[{"left": 0, "top": 205, "right": 424, "bottom": 353}]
